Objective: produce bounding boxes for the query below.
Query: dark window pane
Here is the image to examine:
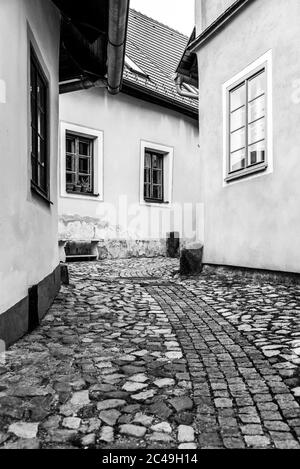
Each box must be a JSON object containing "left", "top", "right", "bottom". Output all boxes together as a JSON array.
[
  {"left": 38, "top": 163, "right": 46, "bottom": 189},
  {"left": 66, "top": 134, "right": 94, "bottom": 194},
  {"left": 66, "top": 173, "right": 75, "bottom": 184},
  {"left": 79, "top": 140, "right": 91, "bottom": 156},
  {"left": 145, "top": 153, "right": 151, "bottom": 168},
  {"left": 37, "top": 110, "right": 45, "bottom": 138},
  {"left": 31, "top": 99, "right": 37, "bottom": 130},
  {"left": 31, "top": 127, "right": 37, "bottom": 156},
  {"left": 79, "top": 158, "right": 90, "bottom": 174},
  {"left": 66, "top": 137, "right": 75, "bottom": 154},
  {"left": 30, "top": 49, "right": 48, "bottom": 194},
  {"left": 153, "top": 169, "right": 162, "bottom": 185},
  {"left": 30, "top": 67, "right": 36, "bottom": 96},
  {"left": 38, "top": 137, "right": 46, "bottom": 164},
  {"left": 31, "top": 154, "right": 38, "bottom": 185},
  {"left": 143, "top": 151, "right": 164, "bottom": 201},
  {"left": 144, "top": 183, "right": 150, "bottom": 199},
  {"left": 37, "top": 77, "right": 46, "bottom": 110},
  {"left": 144, "top": 168, "right": 150, "bottom": 183},
  {"left": 66, "top": 155, "right": 74, "bottom": 171},
  {"left": 152, "top": 155, "right": 162, "bottom": 169}
]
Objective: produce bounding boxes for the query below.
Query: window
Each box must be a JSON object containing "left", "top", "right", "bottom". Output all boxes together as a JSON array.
[
  {"left": 60, "top": 122, "right": 104, "bottom": 200},
  {"left": 144, "top": 151, "right": 164, "bottom": 202},
  {"left": 140, "top": 141, "right": 174, "bottom": 206},
  {"left": 30, "top": 47, "right": 49, "bottom": 196},
  {"left": 66, "top": 133, "right": 94, "bottom": 194},
  {"left": 226, "top": 67, "right": 268, "bottom": 181}
]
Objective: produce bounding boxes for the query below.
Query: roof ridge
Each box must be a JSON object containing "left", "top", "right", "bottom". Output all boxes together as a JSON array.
[{"left": 129, "top": 8, "right": 189, "bottom": 40}]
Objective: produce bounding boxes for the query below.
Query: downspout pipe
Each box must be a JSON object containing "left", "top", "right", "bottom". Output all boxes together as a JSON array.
[
  {"left": 175, "top": 74, "right": 199, "bottom": 100},
  {"left": 107, "top": 0, "right": 130, "bottom": 95},
  {"left": 60, "top": 78, "right": 106, "bottom": 94}
]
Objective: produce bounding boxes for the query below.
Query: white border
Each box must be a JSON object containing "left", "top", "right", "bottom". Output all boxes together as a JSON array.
[
  {"left": 139, "top": 140, "right": 174, "bottom": 208},
  {"left": 60, "top": 121, "right": 104, "bottom": 201},
  {"left": 222, "top": 50, "right": 273, "bottom": 187}
]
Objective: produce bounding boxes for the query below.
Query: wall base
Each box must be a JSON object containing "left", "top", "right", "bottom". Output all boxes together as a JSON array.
[
  {"left": 203, "top": 263, "right": 300, "bottom": 285},
  {"left": 60, "top": 238, "right": 168, "bottom": 260},
  {"left": 0, "top": 265, "right": 61, "bottom": 348}
]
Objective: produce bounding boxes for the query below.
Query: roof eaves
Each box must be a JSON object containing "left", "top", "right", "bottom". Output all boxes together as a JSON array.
[
  {"left": 188, "top": 0, "right": 255, "bottom": 53},
  {"left": 122, "top": 78, "right": 198, "bottom": 120}
]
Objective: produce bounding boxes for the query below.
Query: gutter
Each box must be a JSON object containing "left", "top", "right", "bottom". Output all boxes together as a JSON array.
[
  {"left": 59, "top": 0, "right": 129, "bottom": 95},
  {"left": 107, "top": 0, "right": 130, "bottom": 95},
  {"left": 175, "top": 74, "right": 198, "bottom": 100},
  {"left": 122, "top": 79, "right": 198, "bottom": 121}
]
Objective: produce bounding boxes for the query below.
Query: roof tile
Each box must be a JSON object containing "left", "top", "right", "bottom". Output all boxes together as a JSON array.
[{"left": 123, "top": 9, "right": 198, "bottom": 114}]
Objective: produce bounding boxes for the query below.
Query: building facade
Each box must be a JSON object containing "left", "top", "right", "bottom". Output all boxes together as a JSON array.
[
  {"left": 0, "top": 0, "right": 61, "bottom": 347},
  {"left": 0, "top": 0, "right": 129, "bottom": 347},
  {"left": 58, "top": 10, "right": 200, "bottom": 260},
  {"left": 190, "top": 0, "right": 300, "bottom": 273}
]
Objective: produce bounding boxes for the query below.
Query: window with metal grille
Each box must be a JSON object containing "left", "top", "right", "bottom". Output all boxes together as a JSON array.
[
  {"left": 144, "top": 151, "right": 164, "bottom": 203},
  {"left": 66, "top": 133, "right": 94, "bottom": 194},
  {"left": 226, "top": 67, "right": 267, "bottom": 182},
  {"left": 30, "top": 47, "right": 49, "bottom": 196}
]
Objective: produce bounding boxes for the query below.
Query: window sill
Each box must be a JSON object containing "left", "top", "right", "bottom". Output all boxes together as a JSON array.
[
  {"left": 62, "top": 191, "right": 102, "bottom": 201},
  {"left": 225, "top": 163, "right": 268, "bottom": 183},
  {"left": 144, "top": 199, "right": 169, "bottom": 205},
  {"left": 66, "top": 191, "right": 100, "bottom": 198},
  {"left": 31, "top": 181, "right": 53, "bottom": 205}
]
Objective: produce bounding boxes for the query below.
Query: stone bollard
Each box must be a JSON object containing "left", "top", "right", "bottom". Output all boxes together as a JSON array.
[
  {"left": 60, "top": 263, "right": 69, "bottom": 285},
  {"left": 180, "top": 243, "right": 203, "bottom": 276},
  {"left": 167, "top": 232, "right": 180, "bottom": 258}
]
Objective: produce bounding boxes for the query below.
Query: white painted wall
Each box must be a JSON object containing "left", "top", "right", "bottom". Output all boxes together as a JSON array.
[
  {"left": 195, "top": 0, "right": 236, "bottom": 33},
  {"left": 0, "top": 0, "right": 60, "bottom": 314},
  {"left": 195, "top": 0, "right": 300, "bottom": 273},
  {"left": 59, "top": 89, "right": 200, "bottom": 253}
]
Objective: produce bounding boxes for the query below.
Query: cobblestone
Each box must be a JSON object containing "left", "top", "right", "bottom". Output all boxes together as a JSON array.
[{"left": 0, "top": 259, "right": 300, "bottom": 448}]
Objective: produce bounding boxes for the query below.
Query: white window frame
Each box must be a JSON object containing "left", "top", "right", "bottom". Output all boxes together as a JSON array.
[
  {"left": 222, "top": 50, "right": 273, "bottom": 186},
  {"left": 60, "top": 122, "right": 104, "bottom": 201},
  {"left": 140, "top": 140, "right": 174, "bottom": 207}
]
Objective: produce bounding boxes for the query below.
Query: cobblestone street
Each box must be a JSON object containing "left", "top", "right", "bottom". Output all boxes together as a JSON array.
[{"left": 1, "top": 259, "right": 300, "bottom": 449}]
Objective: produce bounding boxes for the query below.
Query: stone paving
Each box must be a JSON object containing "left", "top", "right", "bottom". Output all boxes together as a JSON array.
[{"left": 0, "top": 259, "right": 300, "bottom": 449}]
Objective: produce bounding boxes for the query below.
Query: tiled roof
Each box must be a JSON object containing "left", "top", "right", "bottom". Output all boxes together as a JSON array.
[{"left": 123, "top": 9, "right": 198, "bottom": 117}]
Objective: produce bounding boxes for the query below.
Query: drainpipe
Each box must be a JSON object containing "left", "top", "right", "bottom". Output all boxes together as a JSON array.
[
  {"left": 59, "top": 0, "right": 129, "bottom": 95},
  {"left": 107, "top": 0, "right": 130, "bottom": 95},
  {"left": 175, "top": 74, "right": 199, "bottom": 99},
  {"left": 60, "top": 78, "right": 106, "bottom": 94}
]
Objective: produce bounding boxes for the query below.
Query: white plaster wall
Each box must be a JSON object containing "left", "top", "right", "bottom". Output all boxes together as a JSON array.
[
  {"left": 195, "top": 0, "right": 236, "bottom": 33},
  {"left": 0, "top": 0, "right": 60, "bottom": 314},
  {"left": 59, "top": 89, "right": 200, "bottom": 250},
  {"left": 196, "top": 0, "right": 300, "bottom": 273}
]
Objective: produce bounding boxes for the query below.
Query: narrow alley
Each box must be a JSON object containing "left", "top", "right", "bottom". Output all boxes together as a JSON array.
[{"left": 0, "top": 259, "right": 300, "bottom": 449}]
